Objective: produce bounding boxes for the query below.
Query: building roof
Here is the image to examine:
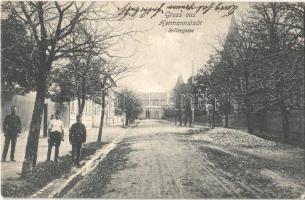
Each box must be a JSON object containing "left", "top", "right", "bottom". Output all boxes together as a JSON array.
[{"left": 224, "top": 14, "right": 238, "bottom": 50}]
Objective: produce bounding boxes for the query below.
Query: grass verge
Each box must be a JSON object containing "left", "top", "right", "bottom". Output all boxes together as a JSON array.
[{"left": 1, "top": 141, "right": 107, "bottom": 198}]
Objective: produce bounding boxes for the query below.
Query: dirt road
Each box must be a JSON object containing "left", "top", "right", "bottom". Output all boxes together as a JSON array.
[{"left": 65, "top": 120, "right": 305, "bottom": 198}]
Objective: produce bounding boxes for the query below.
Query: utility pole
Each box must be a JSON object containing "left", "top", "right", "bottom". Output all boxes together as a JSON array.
[
  {"left": 97, "top": 88, "right": 105, "bottom": 142},
  {"left": 191, "top": 96, "right": 194, "bottom": 126},
  {"left": 181, "top": 94, "right": 185, "bottom": 126},
  {"left": 205, "top": 88, "right": 210, "bottom": 127},
  {"left": 212, "top": 98, "right": 215, "bottom": 128}
]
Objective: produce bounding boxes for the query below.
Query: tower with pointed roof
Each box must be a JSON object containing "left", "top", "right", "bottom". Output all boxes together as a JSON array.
[
  {"left": 224, "top": 14, "right": 238, "bottom": 50},
  {"left": 174, "top": 74, "right": 184, "bottom": 90}
]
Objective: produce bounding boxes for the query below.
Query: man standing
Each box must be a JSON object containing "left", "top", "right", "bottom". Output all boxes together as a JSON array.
[
  {"left": 2, "top": 106, "right": 21, "bottom": 162},
  {"left": 69, "top": 114, "right": 86, "bottom": 166},
  {"left": 47, "top": 112, "right": 64, "bottom": 162}
]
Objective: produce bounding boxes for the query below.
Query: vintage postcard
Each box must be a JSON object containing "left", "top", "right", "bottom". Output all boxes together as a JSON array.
[{"left": 1, "top": 1, "right": 304, "bottom": 198}]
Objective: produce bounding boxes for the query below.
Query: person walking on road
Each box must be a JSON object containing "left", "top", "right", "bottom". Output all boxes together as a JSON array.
[
  {"left": 1, "top": 106, "right": 21, "bottom": 162},
  {"left": 69, "top": 114, "right": 86, "bottom": 167},
  {"left": 47, "top": 112, "right": 64, "bottom": 162}
]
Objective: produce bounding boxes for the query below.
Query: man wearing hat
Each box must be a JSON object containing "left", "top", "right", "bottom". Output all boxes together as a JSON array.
[
  {"left": 69, "top": 114, "right": 87, "bottom": 166},
  {"left": 2, "top": 106, "right": 21, "bottom": 162}
]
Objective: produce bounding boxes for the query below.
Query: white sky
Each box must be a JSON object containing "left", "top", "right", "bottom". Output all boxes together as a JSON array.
[{"left": 102, "top": 2, "right": 248, "bottom": 93}]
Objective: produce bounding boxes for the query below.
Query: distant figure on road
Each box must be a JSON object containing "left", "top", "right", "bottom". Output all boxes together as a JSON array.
[
  {"left": 1, "top": 106, "right": 21, "bottom": 162},
  {"left": 69, "top": 114, "right": 86, "bottom": 166},
  {"left": 47, "top": 112, "right": 64, "bottom": 162}
]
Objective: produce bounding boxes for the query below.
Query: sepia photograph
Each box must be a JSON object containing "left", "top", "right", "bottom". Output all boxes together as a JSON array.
[{"left": 1, "top": 1, "right": 304, "bottom": 198}]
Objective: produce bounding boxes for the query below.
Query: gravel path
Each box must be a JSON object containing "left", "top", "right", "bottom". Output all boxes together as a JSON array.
[{"left": 64, "top": 120, "right": 305, "bottom": 198}]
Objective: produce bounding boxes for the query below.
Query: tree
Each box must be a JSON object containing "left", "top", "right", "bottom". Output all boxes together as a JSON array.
[
  {"left": 117, "top": 89, "right": 143, "bottom": 126},
  {"left": 213, "top": 3, "right": 303, "bottom": 137},
  {"left": 194, "top": 54, "right": 234, "bottom": 128},
  {"left": 194, "top": 3, "right": 304, "bottom": 137},
  {"left": 49, "top": 13, "right": 138, "bottom": 142},
  {"left": 172, "top": 82, "right": 193, "bottom": 126},
  {"left": 206, "top": 58, "right": 235, "bottom": 128},
  {"left": 96, "top": 62, "right": 128, "bottom": 141},
  {"left": 244, "top": 3, "right": 304, "bottom": 141},
  {"left": 1, "top": 14, "right": 35, "bottom": 94},
  {"left": 51, "top": 59, "right": 128, "bottom": 143},
  {"left": 217, "top": 16, "right": 260, "bottom": 133},
  {"left": 50, "top": 57, "right": 105, "bottom": 112},
  {"left": 4, "top": 2, "right": 96, "bottom": 175},
  {"left": 163, "top": 105, "right": 176, "bottom": 119}
]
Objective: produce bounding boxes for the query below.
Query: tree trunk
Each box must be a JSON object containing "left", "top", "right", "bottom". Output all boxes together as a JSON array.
[
  {"left": 242, "top": 86, "right": 253, "bottom": 133},
  {"left": 80, "top": 98, "right": 85, "bottom": 115},
  {"left": 258, "top": 109, "right": 267, "bottom": 132},
  {"left": 21, "top": 78, "right": 46, "bottom": 176},
  {"left": 243, "top": 95, "right": 253, "bottom": 133},
  {"left": 174, "top": 109, "right": 177, "bottom": 125},
  {"left": 303, "top": 4, "right": 305, "bottom": 177},
  {"left": 243, "top": 63, "right": 253, "bottom": 133},
  {"left": 79, "top": 78, "right": 86, "bottom": 115},
  {"left": 179, "top": 108, "right": 182, "bottom": 126},
  {"left": 77, "top": 97, "right": 86, "bottom": 115},
  {"left": 43, "top": 104, "right": 48, "bottom": 137},
  {"left": 280, "top": 100, "right": 289, "bottom": 143},
  {"left": 224, "top": 113, "right": 229, "bottom": 128},
  {"left": 277, "top": 75, "right": 289, "bottom": 143},
  {"left": 245, "top": 111, "right": 253, "bottom": 133},
  {"left": 212, "top": 108, "right": 215, "bottom": 129},
  {"left": 97, "top": 92, "right": 106, "bottom": 142}
]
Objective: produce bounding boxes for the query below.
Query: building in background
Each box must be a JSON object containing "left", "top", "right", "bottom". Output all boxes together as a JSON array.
[
  {"left": 1, "top": 90, "right": 121, "bottom": 137},
  {"left": 138, "top": 92, "right": 170, "bottom": 119},
  {"left": 1, "top": 91, "right": 69, "bottom": 137},
  {"left": 69, "top": 98, "right": 101, "bottom": 128},
  {"left": 69, "top": 89, "right": 122, "bottom": 128}
]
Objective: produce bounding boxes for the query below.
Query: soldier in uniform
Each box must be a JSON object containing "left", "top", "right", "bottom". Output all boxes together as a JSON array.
[
  {"left": 69, "top": 114, "right": 86, "bottom": 166},
  {"left": 2, "top": 106, "right": 21, "bottom": 162}
]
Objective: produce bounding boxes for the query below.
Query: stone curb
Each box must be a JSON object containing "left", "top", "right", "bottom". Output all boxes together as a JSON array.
[{"left": 31, "top": 135, "right": 123, "bottom": 198}]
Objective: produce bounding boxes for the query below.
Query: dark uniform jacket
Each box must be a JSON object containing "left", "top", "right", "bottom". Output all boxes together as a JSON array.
[
  {"left": 3, "top": 113, "right": 21, "bottom": 136},
  {"left": 69, "top": 122, "right": 86, "bottom": 143}
]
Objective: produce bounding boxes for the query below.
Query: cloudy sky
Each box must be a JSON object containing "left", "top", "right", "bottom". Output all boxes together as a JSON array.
[{"left": 105, "top": 2, "right": 248, "bottom": 93}]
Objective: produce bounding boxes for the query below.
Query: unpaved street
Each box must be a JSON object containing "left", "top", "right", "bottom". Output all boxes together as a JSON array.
[{"left": 65, "top": 120, "right": 305, "bottom": 198}]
